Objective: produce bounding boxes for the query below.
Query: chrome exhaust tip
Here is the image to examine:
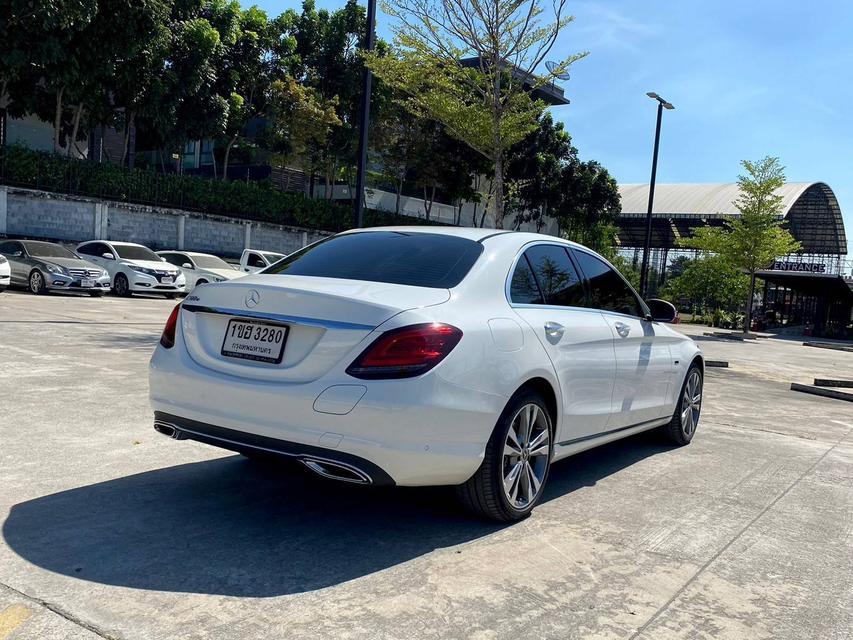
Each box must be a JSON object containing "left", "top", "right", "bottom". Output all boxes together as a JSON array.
[
  {"left": 300, "top": 457, "right": 372, "bottom": 484},
  {"left": 154, "top": 421, "right": 184, "bottom": 440}
]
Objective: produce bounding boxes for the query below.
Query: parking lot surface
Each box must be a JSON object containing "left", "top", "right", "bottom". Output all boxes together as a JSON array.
[{"left": 1, "top": 291, "right": 851, "bottom": 640}]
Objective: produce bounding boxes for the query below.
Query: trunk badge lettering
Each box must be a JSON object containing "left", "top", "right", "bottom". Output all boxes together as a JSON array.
[{"left": 245, "top": 289, "right": 261, "bottom": 308}]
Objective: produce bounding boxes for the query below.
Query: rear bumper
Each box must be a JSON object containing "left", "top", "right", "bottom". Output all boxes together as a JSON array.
[
  {"left": 149, "top": 339, "right": 505, "bottom": 487},
  {"left": 154, "top": 411, "right": 396, "bottom": 485}
]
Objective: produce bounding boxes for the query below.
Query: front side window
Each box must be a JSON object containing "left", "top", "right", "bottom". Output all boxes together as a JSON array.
[
  {"left": 572, "top": 250, "right": 643, "bottom": 317},
  {"left": 0, "top": 241, "right": 22, "bottom": 256},
  {"left": 264, "top": 231, "right": 483, "bottom": 288}
]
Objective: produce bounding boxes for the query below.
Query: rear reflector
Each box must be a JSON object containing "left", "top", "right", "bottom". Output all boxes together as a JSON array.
[
  {"left": 346, "top": 323, "right": 462, "bottom": 379},
  {"left": 160, "top": 303, "right": 182, "bottom": 348}
]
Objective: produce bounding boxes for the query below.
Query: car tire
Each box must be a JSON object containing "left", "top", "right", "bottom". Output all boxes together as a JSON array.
[
  {"left": 28, "top": 270, "right": 48, "bottom": 295},
  {"left": 113, "top": 273, "right": 131, "bottom": 297},
  {"left": 661, "top": 363, "right": 703, "bottom": 446},
  {"left": 0, "top": 286, "right": 6, "bottom": 294},
  {"left": 165, "top": 293, "right": 178, "bottom": 299},
  {"left": 456, "top": 388, "right": 553, "bottom": 522}
]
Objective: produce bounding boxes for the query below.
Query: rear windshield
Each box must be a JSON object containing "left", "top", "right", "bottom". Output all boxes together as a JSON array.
[
  {"left": 23, "top": 241, "right": 77, "bottom": 259},
  {"left": 192, "top": 255, "right": 233, "bottom": 270},
  {"left": 115, "top": 245, "right": 161, "bottom": 261},
  {"left": 264, "top": 231, "right": 483, "bottom": 288},
  {"left": 262, "top": 252, "right": 285, "bottom": 263}
]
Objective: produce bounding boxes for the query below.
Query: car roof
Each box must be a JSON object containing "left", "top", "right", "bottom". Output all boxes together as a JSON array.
[
  {"left": 341, "top": 226, "right": 515, "bottom": 241},
  {"left": 103, "top": 241, "right": 147, "bottom": 247},
  {"left": 339, "top": 226, "right": 591, "bottom": 250}
]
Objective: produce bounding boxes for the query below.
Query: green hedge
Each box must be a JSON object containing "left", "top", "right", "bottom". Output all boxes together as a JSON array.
[{"left": 0, "top": 145, "right": 443, "bottom": 232}]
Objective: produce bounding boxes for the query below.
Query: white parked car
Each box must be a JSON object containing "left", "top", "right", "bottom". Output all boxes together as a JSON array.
[
  {"left": 157, "top": 251, "right": 243, "bottom": 292},
  {"left": 238, "top": 248, "right": 286, "bottom": 273},
  {"left": 149, "top": 228, "right": 703, "bottom": 521},
  {"left": 77, "top": 240, "right": 186, "bottom": 298},
  {"left": 0, "top": 253, "right": 10, "bottom": 292}
]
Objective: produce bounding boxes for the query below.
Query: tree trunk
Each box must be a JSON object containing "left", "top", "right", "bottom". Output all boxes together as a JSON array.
[
  {"left": 423, "top": 185, "right": 435, "bottom": 220},
  {"left": 121, "top": 110, "right": 135, "bottom": 167},
  {"left": 744, "top": 271, "right": 756, "bottom": 335},
  {"left": 493, "top": 154, "right": 505, "bottom": 229},
  {"left": 53, "top": 86, "right": 64, "bottom": 153},
  {"left": 222, "top": 134, "right": 238, "bottom": 181},
  {"left": 68, "top": 103, "right": 84, "bottom": 157}
]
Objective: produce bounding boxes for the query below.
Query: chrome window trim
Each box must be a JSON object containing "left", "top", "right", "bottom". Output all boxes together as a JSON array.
[{"left": 181, "top": 304, "right": 376, "bottom": 332}]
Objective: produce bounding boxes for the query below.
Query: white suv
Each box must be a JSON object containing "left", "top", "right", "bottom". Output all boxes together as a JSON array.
[{"left": 78, "top": 241, "right": 186, "bottom": 298}]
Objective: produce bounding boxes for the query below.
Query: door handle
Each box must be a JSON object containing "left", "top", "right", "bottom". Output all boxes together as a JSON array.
[
  {"left": 614, "top": 322, "right": 631, "bottom": 338},
  {"left": 544, "top": 321, "right": 565, "bottom": 340}
]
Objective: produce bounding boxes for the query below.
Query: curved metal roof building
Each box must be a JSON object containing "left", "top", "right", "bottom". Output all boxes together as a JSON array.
[{"left": 617, "top": 182, "right": 847, "bottom": 255}]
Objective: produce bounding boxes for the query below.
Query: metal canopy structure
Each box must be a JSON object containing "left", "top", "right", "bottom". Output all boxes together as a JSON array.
[{"left": 617, "top": 182, "right": 848, "bottom": 256}]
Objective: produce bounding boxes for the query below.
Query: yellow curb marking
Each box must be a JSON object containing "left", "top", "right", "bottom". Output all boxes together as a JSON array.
[{"left": 0, "top": 605, "right": 32, "bottom": 639}]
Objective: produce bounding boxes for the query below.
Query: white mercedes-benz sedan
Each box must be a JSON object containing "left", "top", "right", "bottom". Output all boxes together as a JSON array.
[{"left": 149, "top": 228, "right": 703, "bottom": 521}]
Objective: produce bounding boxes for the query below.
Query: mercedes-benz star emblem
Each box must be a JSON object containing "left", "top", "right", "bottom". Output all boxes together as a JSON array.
[{"left": 245, "top": 289, "right": 261, "bottom": 308}]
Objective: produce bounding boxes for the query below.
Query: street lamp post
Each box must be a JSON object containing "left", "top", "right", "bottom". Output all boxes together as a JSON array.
[
  {"left": 639, "top": 91, "right": 674, "bottom": 298},
  {"left": 354, "top": 0, "right": 377, "bottom": 229}
]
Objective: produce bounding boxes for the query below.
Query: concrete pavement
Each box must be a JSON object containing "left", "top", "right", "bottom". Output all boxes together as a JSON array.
[{"left": 0, "top": 291, "right": 851, "bottom": 639}]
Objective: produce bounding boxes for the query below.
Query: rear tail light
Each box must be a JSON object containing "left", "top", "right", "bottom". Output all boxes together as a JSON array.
[
  {"left": 346, "top": 323, "right": 463, "bottom": 379},
  {"left": 160, "top": 303, "right": 182, "bottom": 348}
]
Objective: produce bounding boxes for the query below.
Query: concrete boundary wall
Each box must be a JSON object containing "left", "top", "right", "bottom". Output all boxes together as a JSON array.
[{"left": 0, "top": 186, "right": 329, "bottom": 256}]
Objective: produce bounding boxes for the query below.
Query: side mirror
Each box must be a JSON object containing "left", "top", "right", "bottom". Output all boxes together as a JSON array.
[
  {"left": 102, "top": 252, "right": 116, "bottom": 260},
  {"left": 181, "top": 263, "right": 193, "bottom": 269},
  {"left": 646, "top": 299, "right": 677, "bottom": 323}
]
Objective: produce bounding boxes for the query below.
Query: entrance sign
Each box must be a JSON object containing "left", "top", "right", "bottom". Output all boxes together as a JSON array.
[{"left": 771, "top": 260, "right": 826, "bottom": 273}]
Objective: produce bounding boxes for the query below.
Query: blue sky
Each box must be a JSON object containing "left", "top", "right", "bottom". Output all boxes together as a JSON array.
[{"left": 255, "top": 0, "right": 852, "bottom": 255}]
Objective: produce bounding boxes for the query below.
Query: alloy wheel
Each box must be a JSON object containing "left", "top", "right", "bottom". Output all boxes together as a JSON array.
[
  {"left": 502, "top": 403, "right": 550, "bottom": 509},
  {"left": 681, "top": 370, "right": 702, "bottom": 436},
  {"left": 29, "top": 271, "right": 43, "bottom": 293}
]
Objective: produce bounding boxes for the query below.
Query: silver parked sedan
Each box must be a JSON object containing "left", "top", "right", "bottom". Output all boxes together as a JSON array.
[{"left": 0, "top": 239, "right": 111, "bottom": 296}]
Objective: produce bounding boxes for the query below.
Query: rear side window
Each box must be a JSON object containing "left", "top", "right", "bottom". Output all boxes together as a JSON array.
[
  {"left": 572, "top": 250, "right": 643, "bottom": 317},
  {"left": 161, "top": 253, "right": 186, "bottom": 267},
  {"left": 265, "top": 232, "right": 483, "bottom": 288},
  {"left": 523, "top": 245, "right": 585, "bottom": 307},
  {"left": 510, "top": 256, "right": 545, "bottom": 304}
]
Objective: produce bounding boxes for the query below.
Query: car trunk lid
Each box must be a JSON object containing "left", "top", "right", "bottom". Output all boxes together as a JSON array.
[{"left": 179, "top": 275, "right": 449, "bottom": 382}]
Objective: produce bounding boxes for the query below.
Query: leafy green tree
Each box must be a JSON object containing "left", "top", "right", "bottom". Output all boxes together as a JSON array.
[
  {"left": 265, "top": 76, "right": 341, "bottom": 185},
  {"left": 680, "top": 156, "right": 801, "bottom": 334},
  {"left": 661, "top": 255, "right": 750, "bottom": 317},
  {"left": 364, "top": 0, "right": 586, "bottom": 226},
  {"left": 217, "top": 5, "right": 293, "bottom": 179},
  {"left": 283, "top": 0, "right": 377, "bottom": 198},
  {"left": 667, "top": 255, "right": 693, "bottom": 280}
]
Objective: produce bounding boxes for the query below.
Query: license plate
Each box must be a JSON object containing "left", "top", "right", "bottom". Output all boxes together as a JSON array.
[
  {"left": 81, "top": 278, "right": 94, "bottom": 287},
  {"left": 161, "top": 276, "right": 174, "bottom": 284},
  {"left": 221, "top": 319, "right": 288, "bottom": 364}
]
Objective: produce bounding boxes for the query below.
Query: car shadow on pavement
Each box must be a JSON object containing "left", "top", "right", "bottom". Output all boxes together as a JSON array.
[{"left": 3, "top": 432, "right": 670, "bottom": 597}]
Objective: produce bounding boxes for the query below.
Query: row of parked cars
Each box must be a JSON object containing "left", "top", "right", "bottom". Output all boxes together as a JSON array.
[{"left": 0, "top": 239, "right": 286, "bottom": 298}]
